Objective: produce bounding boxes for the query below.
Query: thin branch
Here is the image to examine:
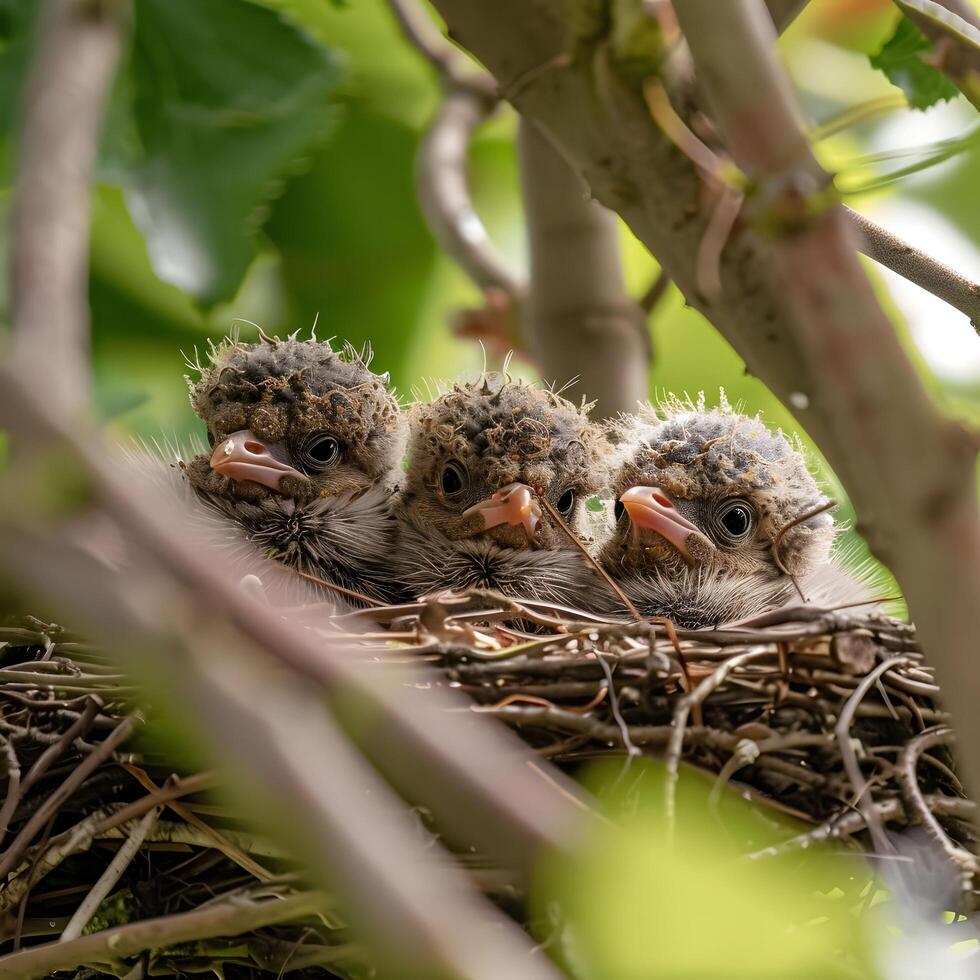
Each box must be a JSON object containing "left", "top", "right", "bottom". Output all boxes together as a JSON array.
[
  {"left": 387, "top": 0, "right": 476, "bottom": 86},
  {"left": 8, "top": 0, "right": 129, "bottom": 415},
  {"left": 60, "top": 805, "right": 161, "bottom": 942},
  {"left": 417, "top": 87, "right": 520, "bottom": 295},
  {"left": 833, "top": 656, "right": 915, "bottom": 854},
  {"left": 388, "top": 0, "right": 519, "bottom": 300},
  {"left": 0, "top": 715, "right": 138, "bottom": 882},
  {"left": 896, "top": 727, "right": 980, "bottom": 877},
  {"left": 0, "top": 890, "right": 329, "bottom": 978},
  {"left": 846, "top": 206, "right": 980, "bottom": 328}
]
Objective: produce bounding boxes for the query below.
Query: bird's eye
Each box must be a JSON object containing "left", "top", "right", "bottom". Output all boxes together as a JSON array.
[
  {"left": 715, "top": 499, "right": 755, "bottom": 543},
  {"left": 440, "top": 460, "right": 467, "bottom": 497},
  {"left": 556, "top": 488, "right": 576, "bottom": 516},
  {"left": 299, "top": 433, "right": 342, "bottom": 473}
]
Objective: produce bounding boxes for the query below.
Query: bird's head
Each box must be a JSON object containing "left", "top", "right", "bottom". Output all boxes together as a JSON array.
[
  {"left": 402, "top": 374, "right": 607, "bottom": 550},
  {"left": 605, "top": 397, "right": 835, "bottom": 585},
  {"left": 184, "top": 335, "right": 404, "bottom": 505}
]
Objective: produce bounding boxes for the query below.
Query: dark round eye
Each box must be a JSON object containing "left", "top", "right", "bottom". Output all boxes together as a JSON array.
[
  {"left": 440, "top": 460, "right": 467, "bottom": 497},
  {"left": 716, "top": 500, "right": 754, "bottom": 542},
  {"left": 300, "top": 433, "right": 341, "bottom": 472},
  {"left": 614, "top": 500, "right": 625, "bottom": 522},
  {"left": 556, "top": 488, "right": 576, "bottom": 516}
]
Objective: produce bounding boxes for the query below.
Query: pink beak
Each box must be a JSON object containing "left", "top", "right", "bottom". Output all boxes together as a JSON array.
[
  {"left": 462, "top": 482, "right": 542, "bottom": 538},
  {"left": 620, "top": 486, "right": 715, "bottom": 564},
  {"left": 209, "top": 429, "right": 305, "bottom": 492}
]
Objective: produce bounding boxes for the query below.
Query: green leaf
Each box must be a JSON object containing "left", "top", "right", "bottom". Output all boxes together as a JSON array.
[
  {"left": 870, "top": 16, "right": 959, "bottom": 110},
  {"left": 586, "top": 495, "right": 604, "bottom": 513},
  {"left": 126, "top": 0, "right": 344, "bottom": 305},
  {"left": 536, "top": 762, "right": 879, "bottom": 979}
]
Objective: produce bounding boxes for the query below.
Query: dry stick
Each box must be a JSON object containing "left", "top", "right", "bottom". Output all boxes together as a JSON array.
[
  {"left": 896, "top": 727, "right": 979, "bottom": 877},
  {"left": 0, "top": 890, "right": 330, "bottom": 979},
  {"left": 122, "top": 765, "right": 274, "bottom": 882},
  {"left": 538, "top": 494, "right": 644, "bottom": 621},
  {"left": 833, "top": 655, "right": 916, "bottom": 856},
  {"left": 0, "top": 774, "right": 218, "bottom": 920},
  {"left": 60, "top": 805, "right": 162, "bottom": 943},
  {"left": 749, "top": 794, "right": 977, "bottom": 860},
  {"left": 846, "top": 206, "right": 980, "bottom": 328},
  {"left": 770, "top": 499, "right": 838, "bottom": 603},
  {"left": 16, "top": 696, "right": 102, "bottom": 799},
  {"left": 0, "top": 715, "right": 138, "bottom": 882},
  {"left": 291, "top": 569, "right": 388, "bottom": 608},
  {"left": 664, "top": 646, "right": 773, "bottom": 835},
  {"left": 8, "top": 0, "right": 129, "bottom": 415},
  {"left": 0, "top": 739, "right": 21, "bottom": 844}
]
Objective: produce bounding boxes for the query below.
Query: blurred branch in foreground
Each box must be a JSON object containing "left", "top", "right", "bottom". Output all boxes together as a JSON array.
[
  {"left": 388, "top": 0, "right": 651, "bottom": 416},
  {"left": 0, "top": 0, "right": 591, "bottom": 973},
  {"left": 426, "top": 0, "right": 980, "bottom": 799}
]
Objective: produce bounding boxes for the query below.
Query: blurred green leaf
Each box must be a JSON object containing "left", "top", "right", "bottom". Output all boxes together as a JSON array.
[
  {"left": 265, "top": 105, "right": 438, "bottom": 392},
  {"left": 536, "top": 762, "right": 880, "bottom": 979},
  {"left": 125, "top": 0, "right": 344, "bottom": 305},
  {"left": 870, "top": 17, "right": 959, "bottom": 109}
]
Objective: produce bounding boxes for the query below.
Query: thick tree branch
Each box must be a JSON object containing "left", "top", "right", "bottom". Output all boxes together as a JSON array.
[
  {"left": 8, "top": 0, "right": 127, "bottom": 415},
  {"left": 518, "top": 119, "right": 649, "bottom": 415},
  {"left": 847, "top": 206, "right": 980, "bottom": 328},
  {"left": 427, "top": 0, "right": 980, "bottom": 794}
]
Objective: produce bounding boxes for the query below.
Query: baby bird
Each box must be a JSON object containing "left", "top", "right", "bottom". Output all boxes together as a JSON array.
[
  {"left": 394, "top": 374, "right": 609, "bottom": 605},
  {"left": 176, "top": 332, "right": 405, "bottom": 605},
  {"left": 599, "top": 396, "right": 879, "bottom": 627}
]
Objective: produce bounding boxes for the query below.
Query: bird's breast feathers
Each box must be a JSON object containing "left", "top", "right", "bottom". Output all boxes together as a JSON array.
[{"left": 394, "top": 520, "right": 600, "bottom": 606}]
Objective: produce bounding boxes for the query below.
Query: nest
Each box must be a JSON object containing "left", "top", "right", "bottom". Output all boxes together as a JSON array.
[{"left": 0, "top": 596, "right": 976, "bottom": 977}]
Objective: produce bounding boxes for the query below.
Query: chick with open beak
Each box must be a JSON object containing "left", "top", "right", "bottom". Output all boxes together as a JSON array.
[
  {"left": 181, "top": 333, "right": 405, "bottom": 605},
  {"left": 393, "top": 373, "right": 609, "bottom": 604},
  {"left": 599, "top": 395, "right": 881, "bottom": 627}
]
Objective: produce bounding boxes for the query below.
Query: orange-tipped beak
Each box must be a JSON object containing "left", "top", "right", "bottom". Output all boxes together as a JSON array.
[
  {"left": 209, "top": 429, "right": 305, "bottom": 492},
  {"left": 462, "top": 482, "right": 542, "bottom": 538},
  {"left": 620, "top": 486, "right": 715, "bottom": 564}
]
